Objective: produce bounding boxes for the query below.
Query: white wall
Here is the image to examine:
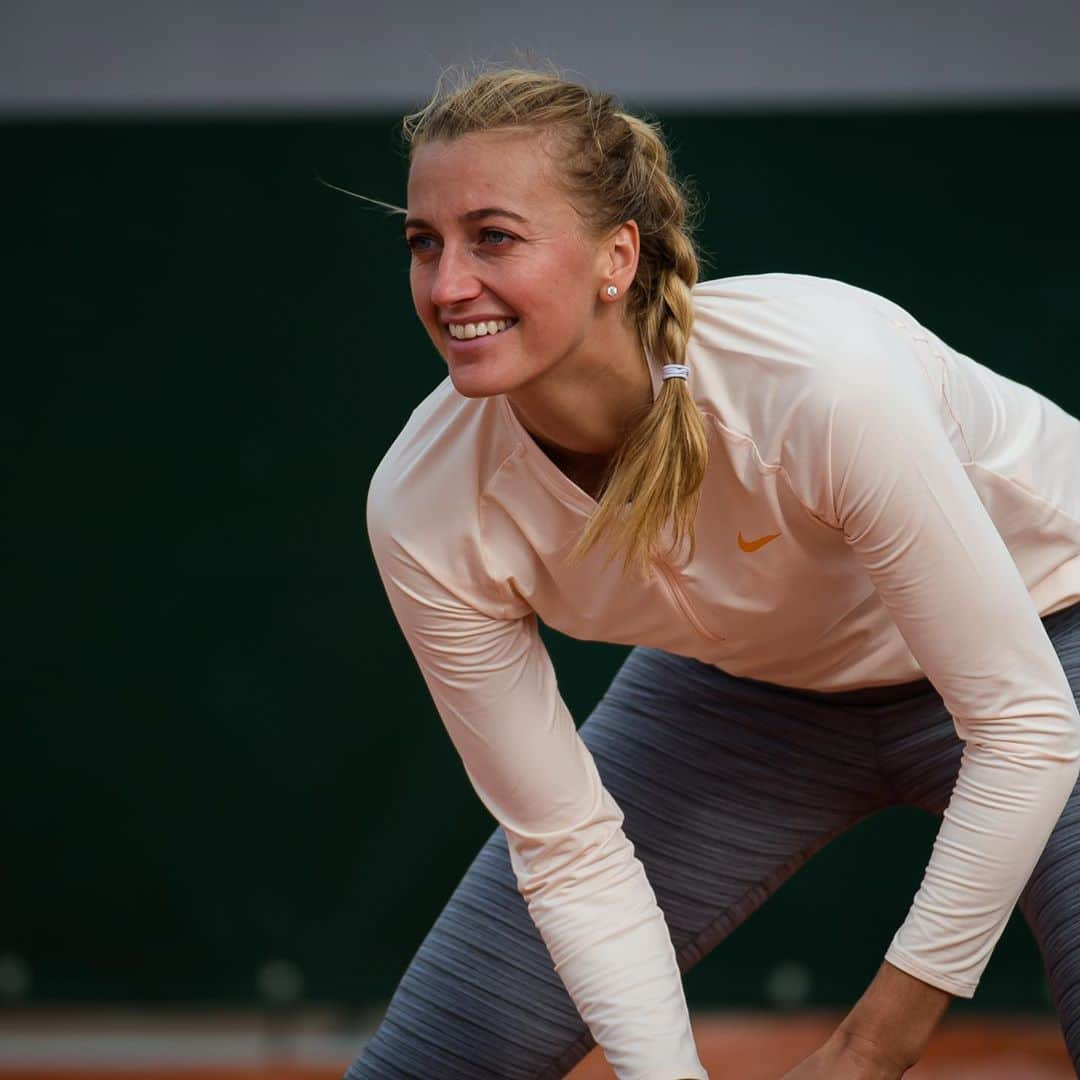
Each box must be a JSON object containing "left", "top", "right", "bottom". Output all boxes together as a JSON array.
[{"left": 2, "top": 0, "right": 1079, "bottom": 115}]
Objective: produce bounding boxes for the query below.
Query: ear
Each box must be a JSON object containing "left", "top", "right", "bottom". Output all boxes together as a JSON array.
[{"left": 602, "top": 220, "right": 640, "bottom": 293}]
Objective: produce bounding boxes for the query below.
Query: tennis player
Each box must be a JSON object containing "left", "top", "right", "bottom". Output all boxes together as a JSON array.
[{"left": 346, "top": 64, "right": 1080, "bottom": 1079}]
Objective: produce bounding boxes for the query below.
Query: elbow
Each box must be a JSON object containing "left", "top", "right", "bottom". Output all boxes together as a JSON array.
[
  {"left": 1060, "top": 718, "right": 1080, "bottom": 769},
  {"left": 1049, "top": 702, "right": 1080, "bottom": 766},
  {"left": 1035, "top": 713, "right": 1080, "bottom": 798},
  {"left": 967, "top": 699, "right": 1080, "bottom": 764},
  {"left": 1051, "top": 727, "right": 1080, "bottom": 807}
]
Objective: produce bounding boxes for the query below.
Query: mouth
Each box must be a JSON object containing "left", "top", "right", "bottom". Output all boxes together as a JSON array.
[{"left": 445, "top": 317, "right": 519, "bottom": 345}]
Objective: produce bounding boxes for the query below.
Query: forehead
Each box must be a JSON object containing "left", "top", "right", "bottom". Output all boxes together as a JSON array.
[{"left": 406, "top": 129, "right": 573, "bottom": 220}]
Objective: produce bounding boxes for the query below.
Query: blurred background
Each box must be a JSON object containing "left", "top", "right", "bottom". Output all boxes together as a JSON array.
[{"left": 3, "top": 1, "right": 1080, "bottom": 1076}]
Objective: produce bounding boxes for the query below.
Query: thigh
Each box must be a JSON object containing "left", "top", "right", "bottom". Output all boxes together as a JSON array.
[
  {"left": 580, "top": 648, "right": 890, "bottom": 965},
  {"left": 346, "top": 647, "right": 889, "bottom": 1079},
  {"left": 347, "top": 828, "right": 585, "bottom": 1080}
]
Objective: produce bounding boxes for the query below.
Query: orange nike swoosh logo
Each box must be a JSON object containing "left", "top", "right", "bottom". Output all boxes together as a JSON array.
[{"left": 738, "top": 531, "right": 781, "bottom": 552}]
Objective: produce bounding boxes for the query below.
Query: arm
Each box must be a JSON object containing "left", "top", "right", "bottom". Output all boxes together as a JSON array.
[
  {"left": 366, "top": 493, "right": 708, "bottom": 1080},
  {"left": 780, "top": 312, "right": 1080, "bottom": 1070}
]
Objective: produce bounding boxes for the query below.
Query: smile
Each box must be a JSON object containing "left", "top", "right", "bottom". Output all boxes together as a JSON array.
[{"left": 447, "top": 318, "right": 518, "bottom": 340}]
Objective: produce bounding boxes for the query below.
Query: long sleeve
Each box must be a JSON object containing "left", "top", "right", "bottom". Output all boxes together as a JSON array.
[
  {"left": 366, "top": 493, "right": 708, "bottom": 1079},
  {"left": 783, "top": 311, "right": 1080, "bottom": 996}
]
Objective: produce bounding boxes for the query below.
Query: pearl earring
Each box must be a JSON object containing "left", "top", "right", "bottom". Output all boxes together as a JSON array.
[{"left": 606, "top": 285, "right": 618, "bottom": 297}]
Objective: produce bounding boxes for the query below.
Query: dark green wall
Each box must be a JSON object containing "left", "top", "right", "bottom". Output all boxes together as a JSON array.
[{"left": 4, "top": 106, "right": 1078, "bottom": 1012}]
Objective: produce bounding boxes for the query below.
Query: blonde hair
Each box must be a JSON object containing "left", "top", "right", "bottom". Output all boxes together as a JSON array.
[{"left": 403, "top": 61, "right": 709, "bottom": 579}]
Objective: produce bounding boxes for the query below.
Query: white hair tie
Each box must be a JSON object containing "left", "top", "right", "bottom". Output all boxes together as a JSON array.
[{"left": 661, "top": 364, "right": 690, "bottom": 381}]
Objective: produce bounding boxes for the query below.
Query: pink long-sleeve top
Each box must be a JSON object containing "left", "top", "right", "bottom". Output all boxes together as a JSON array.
[{"left": 366, "top": 272, "right": 1080, "bottom": 1080}]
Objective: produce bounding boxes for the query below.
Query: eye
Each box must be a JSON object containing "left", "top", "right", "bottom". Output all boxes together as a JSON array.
[{"left": 404, "top": 228, "right": 515, "bottom": 255}]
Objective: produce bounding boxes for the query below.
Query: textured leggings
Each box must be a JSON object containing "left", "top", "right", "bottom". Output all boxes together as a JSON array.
[{"left": 348, "top": 599, "right": 1080, "bottom": 1078}]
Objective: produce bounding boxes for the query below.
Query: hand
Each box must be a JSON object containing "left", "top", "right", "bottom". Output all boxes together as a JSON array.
[
  {"left": 842, "top": 960, "right": 951, "bottom": 1067},
  {"left": 781, "top": 1029, "right": 906, "bottom": 1079},
  {"left": 783, "top": 960, "right": 951, "bottom": 1079}
]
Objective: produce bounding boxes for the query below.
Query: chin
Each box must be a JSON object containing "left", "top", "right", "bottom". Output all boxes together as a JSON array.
[{"left": 446, "top": 358, "right": 527, "bottom": 399}]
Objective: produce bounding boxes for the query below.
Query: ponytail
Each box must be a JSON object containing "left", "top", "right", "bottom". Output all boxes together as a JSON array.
[{"left": 403, "top": 65, "right": 709, "bottom": 579}]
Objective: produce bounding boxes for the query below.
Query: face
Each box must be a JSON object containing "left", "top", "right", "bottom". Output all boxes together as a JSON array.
[{"left": 405, "top": 129, "right": 612, "bottom": 399}]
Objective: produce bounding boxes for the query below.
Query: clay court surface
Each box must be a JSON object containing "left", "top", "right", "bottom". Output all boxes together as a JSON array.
[
  {"left": 0, "top": 1008, "right": 1073, "bottom": 1078},
  {"left": 568, "top": 1014, "right": 1075, "bottom": 1078}
]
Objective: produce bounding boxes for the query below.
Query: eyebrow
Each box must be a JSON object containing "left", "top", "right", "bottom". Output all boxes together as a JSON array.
[{"left": 403, "top": 207, "right": 529, "bottom": 232}]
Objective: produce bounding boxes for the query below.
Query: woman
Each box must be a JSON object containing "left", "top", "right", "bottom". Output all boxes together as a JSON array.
[{"left": 346, "top": 63, "right": 1080, "bottom": 1079}]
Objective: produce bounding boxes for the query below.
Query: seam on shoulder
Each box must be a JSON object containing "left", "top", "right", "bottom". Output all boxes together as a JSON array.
[
  {"left": 929, "top": 346, "right": 975, "bottom": 464},
  {"left": 879, "top": 320, "right": 980, "bottom": 474},
  {"left": 872, "top": 313, "right": 976, "bottom": 466},
  {"left": 941, "top": 383, "right": 974, "bottom": 464}
]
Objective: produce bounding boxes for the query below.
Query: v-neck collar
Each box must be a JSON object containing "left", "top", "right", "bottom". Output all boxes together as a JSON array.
[{"left": 498, "top": 340, "right": 661, "bottom": 513}]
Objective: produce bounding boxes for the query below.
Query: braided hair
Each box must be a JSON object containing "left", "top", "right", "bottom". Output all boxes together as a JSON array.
[{"left": 403, "top": 62, "right": 709, "bottom": 579}]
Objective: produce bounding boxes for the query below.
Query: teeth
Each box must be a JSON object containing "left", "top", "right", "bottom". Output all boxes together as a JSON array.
[{"left": 448, "top": 318, "right": 515, "bottom": 340}]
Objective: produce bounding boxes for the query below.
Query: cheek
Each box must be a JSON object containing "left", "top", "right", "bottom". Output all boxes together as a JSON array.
[{"left": 535, "top": 278, "right": 593, "bottom": 333}]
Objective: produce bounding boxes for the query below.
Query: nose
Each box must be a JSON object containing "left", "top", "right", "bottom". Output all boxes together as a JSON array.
[{"left": 428, "top": 242, "right": 482, "bottom": 310}]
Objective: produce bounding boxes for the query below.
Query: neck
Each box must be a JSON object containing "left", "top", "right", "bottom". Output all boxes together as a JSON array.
[{"left": 507, "top": 316, "right": 654, "bottom": 463}]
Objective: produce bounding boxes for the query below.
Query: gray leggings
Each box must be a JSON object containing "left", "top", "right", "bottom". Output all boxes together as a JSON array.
[{"left": 348, "top": 600, "right": 1080, "bottom": 1078}]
